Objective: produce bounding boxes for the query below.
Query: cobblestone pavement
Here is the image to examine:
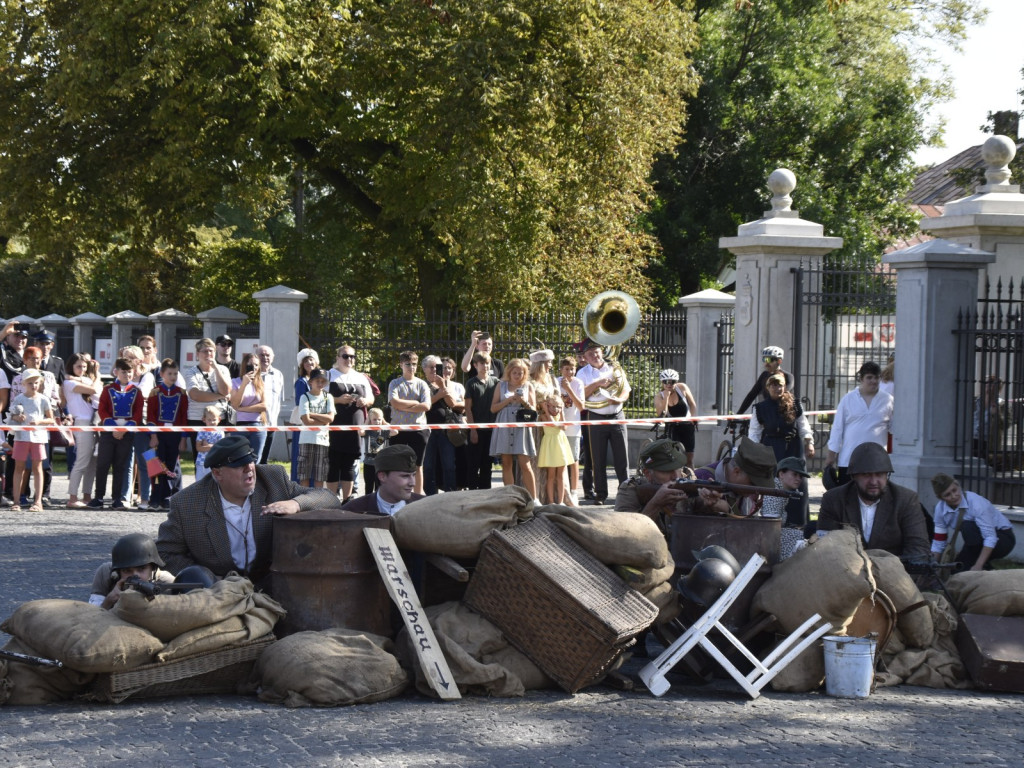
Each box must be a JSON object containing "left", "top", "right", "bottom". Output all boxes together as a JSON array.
[{"left": 2, "top": 477, "right": 1023, "bottom": 767}]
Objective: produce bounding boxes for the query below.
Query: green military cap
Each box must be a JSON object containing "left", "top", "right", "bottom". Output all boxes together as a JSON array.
[
  {"left": 638, "top": 438, "right": 687, "bottom": 472},
  {"left": 375, "top": 444, "right": 418, "bottom": 473},
  {"left": 731, "top": 437, "right": 778, "bottom": 489},
  {"left": 776, "top": 456, "right": 810, "bottom": 477}
]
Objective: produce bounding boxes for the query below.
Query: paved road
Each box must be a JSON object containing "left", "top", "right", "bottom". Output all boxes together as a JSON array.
[{"left": 2, "top": 479, "right": 1022, "bottom": 767}]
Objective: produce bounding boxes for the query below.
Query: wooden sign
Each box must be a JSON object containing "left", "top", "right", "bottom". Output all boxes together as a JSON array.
[{"left": 363, "top": 528, "right": 461, "bottom": 700}]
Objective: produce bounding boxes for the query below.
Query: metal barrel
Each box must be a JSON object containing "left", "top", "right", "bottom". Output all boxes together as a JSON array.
[{"left": 271, "top": 509, "right": 392, "bottom": 638}]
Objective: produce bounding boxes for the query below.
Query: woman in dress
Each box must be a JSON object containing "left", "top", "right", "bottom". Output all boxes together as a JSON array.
[
  {"left": 654, "top": 369, "right": 697, "bottom": 469},
  {"left": 230, "top": 351, "right": 268, "bottom": 461},
  {"left": 489, "top": 358, "right": 537, "bottom": 500}
]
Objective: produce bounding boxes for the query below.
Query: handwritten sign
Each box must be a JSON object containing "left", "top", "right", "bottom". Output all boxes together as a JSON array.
[{"left": 363, "top": 528, "right": 461, "bottom": 700}]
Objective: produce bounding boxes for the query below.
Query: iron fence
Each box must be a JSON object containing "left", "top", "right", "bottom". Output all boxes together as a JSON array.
[
  {"left": 299, "top": 306, "right": 687, "bottom": 417},
  {"left": 953, "top": 278, "right": 1024, "bottom": 506}
]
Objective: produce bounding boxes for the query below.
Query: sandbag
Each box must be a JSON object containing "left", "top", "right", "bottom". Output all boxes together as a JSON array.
[
  {"left": 1, "top": 600, "right": 163, "bottom": 673},
  {"left": 156, "top": 593, "right": 283, "bottom": 662},
  {"left": 615, "top": 562, "right": 676, "bottom": 593},
  {"left": 538, "top": 505, "right": 671, "bottom": 569},
  {"left": 752, "top": 530, "right": 875, "bottom": 692},
  {"left": 0, "top": 637, "right": 95, "bottom": 706},
  {"left": 393, "top": 486, "right": 535, "bottom": 557},
  {"left": 643, "top": 581, "right": 682, "bottom": 626},
  {"left": 395, "top": 601, "right": 551, "bottom": 697},
  {"left": 946, "top": 570, "right": 1024, "bottom": 617},
  {"left": 113, "top": 575, "right": 284, "bottom": 642},
  {"left": 867, "top": 549, "right": 934, "bottom": 648},
  {"left": 878, "top": 592, "right": 969, "bottom": 689},
  {"left": 249, "top": 628, "right": 409, "bottom": 707}
]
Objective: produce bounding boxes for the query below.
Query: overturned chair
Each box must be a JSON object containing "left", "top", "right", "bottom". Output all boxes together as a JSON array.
[{"left": 639, "top": 554, "right": 831, "bottom": 699}]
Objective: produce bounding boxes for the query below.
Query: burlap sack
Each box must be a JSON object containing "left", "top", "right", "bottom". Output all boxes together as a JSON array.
[
  {"left": 156, "top": 593, "right": 283, "bottom": 662},
  {"left": 393, "top": 486, "right": 535, "bottom": 557},
  {"left": 946, "top": 570, "right": 1024, "bottom": 616},
  {"left": 538, "top": 505, "right": 671, "bottom": 569},
  {"left": 250, "top": 628, "right": 409, "bottom": 707},
  {"left": 1, "top": 637, "right": 95, "bottom": 706},
  {"left": 395, "top": 601, "right": 551, "bottom": 697},
  {"left": 1, "top": 600, "right": 163, "bottom": 673},
  {"left": 877, "top": 592, "right": 969, "bottom": 689},
  {"left": 615, "top": 562, "right": 676, "bottom": 593},
  {"left": 867, "top": 549, "right": 934, "bottom": 648},
  {"left": 752, "top": 530, "right": 875, "bottom": 692},
  {"left": 113, "top": 575, "right": 283, "bottom": 642},
  {"left": 643, "top": 581, "right": 682, "bottom": 625}
]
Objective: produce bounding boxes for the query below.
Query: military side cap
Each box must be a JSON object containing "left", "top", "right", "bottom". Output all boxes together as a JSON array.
[
  {"left": 204, "top": 435, "right": 258, "bottom": 469},
  {"left": 731, "top": 437, "right": 778, "bottom": 489},
  {"left": 375, "top": 444, "right": 418, "bottom": 473},
  {"left": 776, "top": 456, "right": 810, "bottom": 477},
  {"left": 639, "top": 438, "right": 687, "bottom": 472}
]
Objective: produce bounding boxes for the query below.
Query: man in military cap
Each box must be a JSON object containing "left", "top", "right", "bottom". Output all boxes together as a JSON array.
[
  {"left": 817, "top": 441, "right": 929, "bottom": 558},
  {"left": 342, "top": 444, "right": 425, "bottom": 516},
  {"left": 156, "top": 434, "right": 341, "bottom": 584},
  {"left": 615, "top": 438, "right": 695, "bottom": 531},
  {"left": 693, "top": 437, "right": 778, "bottom": 516}
]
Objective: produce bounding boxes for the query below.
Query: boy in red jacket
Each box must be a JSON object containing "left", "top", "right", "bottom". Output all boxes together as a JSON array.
[
  {"left": 88, "top": 358, "right": 145, "bottom": 509},
  {"left": 147, "top": 358, "right": 189, "bottom": 510}
]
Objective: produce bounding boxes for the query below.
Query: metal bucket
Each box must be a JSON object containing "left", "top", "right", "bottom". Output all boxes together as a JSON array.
[
  {"left": 823, "top": 635, "right": 877, "bottom": 698},
  {"left": 271, "top": 510, "right": 392, "bottom": 637}
]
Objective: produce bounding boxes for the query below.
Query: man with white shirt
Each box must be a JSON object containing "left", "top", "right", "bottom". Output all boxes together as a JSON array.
[
  {"left": 575, "top": 340, "right": 631, "bottom": 505},
  {"left": 156, "top": 435, "right": 341, "bottom": 588},
  {"left": 817, "top": 442, "right": 929, "bottom": 559},
  {"left": 257, "top": 344, "right": 285, "bottom": 463},
  {"left": 825, "top": 361, "right": 893, "bottom": 487},
  {"left": 341, "top": 444, "right": 425, "bottom": 516}
]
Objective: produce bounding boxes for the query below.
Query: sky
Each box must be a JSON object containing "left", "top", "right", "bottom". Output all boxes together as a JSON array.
[{"left": 913, "top": 0, "right": 1024, "bottom": 167}]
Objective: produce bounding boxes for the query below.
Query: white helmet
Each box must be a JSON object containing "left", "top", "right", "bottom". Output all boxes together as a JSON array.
[
  {"left": 659, "top": 369, "right": 679, "bottom": 382},
  {"left": 761, "top": 346, "right": 784, "bottom": 360}
]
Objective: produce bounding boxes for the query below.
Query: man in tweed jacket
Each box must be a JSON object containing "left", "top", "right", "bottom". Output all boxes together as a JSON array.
[{"left": 157, "top": 435, "right": 341, "bottom": 585}]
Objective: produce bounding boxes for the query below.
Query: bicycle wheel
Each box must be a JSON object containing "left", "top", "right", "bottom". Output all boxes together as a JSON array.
[{"left": 715, "top": 439, "right": 734, "bottom": 463}]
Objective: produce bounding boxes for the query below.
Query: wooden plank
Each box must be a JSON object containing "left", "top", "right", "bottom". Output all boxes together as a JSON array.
[
  {"left": 425, "top": 553, "right": 470, "bottom": 583},
  {"left": 363, "top": 528, "right": 461, "bottom": 700}
]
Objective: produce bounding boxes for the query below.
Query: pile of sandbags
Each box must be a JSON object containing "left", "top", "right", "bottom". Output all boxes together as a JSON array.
[
  {"left": 1, "top": 575, "right": 284, "bottom": 705},
  {"left": 946, "top": 570, "right": 1024, "bottom": 616},
  {"left": 752, "top": 529, "right": 876, "bottom": 692},
  {"left": 394, "top": 601, "right": 552, "bottom": 698},
  {"left": 245, "top": 628, "right": 409, "bottom": 707},
  {"left": 867, "top": 549, "right": 934, "bottom": 648},
  {"left": 876, "top": 592, "right": 970, "bottom": 689},
  {"left": 393, "top": 486, "right": 535, "bottom": 557}
]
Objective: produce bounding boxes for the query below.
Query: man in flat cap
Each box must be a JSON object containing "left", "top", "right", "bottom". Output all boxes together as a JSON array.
[
  {"left": 615, "top": 438, "right": 695, "bottom": 533},
  {"left": 342, "top": 444, "right": 425, "bottom": 516},
  {"left": 156, "top": 434, "right": 341, "bottom": 585},
  {"left": 693, "top": 437, "right": 778, "bottom": 516}
]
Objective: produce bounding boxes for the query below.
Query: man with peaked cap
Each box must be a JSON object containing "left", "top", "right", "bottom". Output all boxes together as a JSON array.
[
  {"left": 342, "top": 444, "right": 426, "bottom": 516},
  {"left": 817, "top": 441, "right": 929, "bottom": 558},
  {"left": 615, "top": 438, "right": 695, "bottom": 533},
  {"left": 156, "top": 434, "right": 341, "bottom": 585},
  {"left": 693, "top": 437, "right": 778, "bottom": 516}
]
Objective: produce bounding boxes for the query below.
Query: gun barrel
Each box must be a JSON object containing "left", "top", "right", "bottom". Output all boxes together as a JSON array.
[{"left": 0, "top": 649, "right": 64, "bottom": 668}]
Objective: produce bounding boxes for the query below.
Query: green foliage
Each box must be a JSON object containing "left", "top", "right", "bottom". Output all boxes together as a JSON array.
[
  {"left": 0, "top": 0, "right": 699, "bottom": 316},
  {"left": 647, "top": 0, "right": 984, "bottom": 305}
]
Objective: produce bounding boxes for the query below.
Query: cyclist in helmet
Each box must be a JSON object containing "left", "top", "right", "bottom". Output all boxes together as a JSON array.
[
  {"left": 737, "top": 345, "right": 794, "bottom": 414},
  {"left": 88, "top": 533, "right": 176, "bottom": 609},
  {"left": 654, "top": 369, "right": 698, "bottom": 468}
]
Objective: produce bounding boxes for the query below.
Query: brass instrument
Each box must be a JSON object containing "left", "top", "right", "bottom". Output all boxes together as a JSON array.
[{"left": 581, "top": 291, "right": 640, "bottom": 410}]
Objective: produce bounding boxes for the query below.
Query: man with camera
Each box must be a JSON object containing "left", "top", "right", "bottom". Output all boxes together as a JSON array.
[{"left": 420, "top": 355, "right": 465, "bottom": 495}]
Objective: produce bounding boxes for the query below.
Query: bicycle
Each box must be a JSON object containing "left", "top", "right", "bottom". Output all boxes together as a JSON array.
[
  {"left": 638, "top": 421, "right": 670, "bottom": 458},
  {"left": 715, "top": 418, "right": 748, "bottom": 463}
]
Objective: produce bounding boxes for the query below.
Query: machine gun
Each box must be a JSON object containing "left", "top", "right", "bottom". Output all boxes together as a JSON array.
[
  {"left": 0, "top": 648, "right": 63, "bottom": 668},
  {"left": 900, "top": 556, "right": 961, "bottom": 605},
  {"left": 122, "top": 576, "right": 209, "bottom": 600}
]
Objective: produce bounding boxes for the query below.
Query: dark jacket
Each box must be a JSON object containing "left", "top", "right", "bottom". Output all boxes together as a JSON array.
[
  {"left": 817, "top": 480, "right": 929, "bottom": 558},
  {"left": 342, "top": 491, "right": 425, "bottom": 516}
]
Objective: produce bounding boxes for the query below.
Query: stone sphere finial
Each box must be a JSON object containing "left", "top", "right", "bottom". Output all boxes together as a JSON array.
[
  {"left": 982, "top": 135, "right": 1016, "bottom": 186},
  {"left": 767, "top": 168, "right": 796, "bottom": 214}
]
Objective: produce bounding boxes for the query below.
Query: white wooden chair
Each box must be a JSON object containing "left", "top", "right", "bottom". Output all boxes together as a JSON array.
[{"left": 639, "top": 553, "right": 831, "bottom": 699}]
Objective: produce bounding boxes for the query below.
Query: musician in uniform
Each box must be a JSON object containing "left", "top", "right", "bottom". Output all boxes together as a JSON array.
[
  {"left": 614, "top": 438, "right": 695, "bottom": 534},
  {"left": 577, "top": 340, "right": 631, "bottom": 505}
]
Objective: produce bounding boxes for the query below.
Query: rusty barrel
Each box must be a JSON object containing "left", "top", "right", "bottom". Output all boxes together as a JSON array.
[{"left": 271, "top": 509, "right": 392, "bottom": 637}]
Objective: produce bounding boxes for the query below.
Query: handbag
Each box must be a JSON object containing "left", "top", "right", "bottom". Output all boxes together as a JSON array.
[
  {"left": 515, "top": 408, "right": 539, "bottom": 423},
  {"left": 445, "top": 410, "right": 469, "bottom": 447}
]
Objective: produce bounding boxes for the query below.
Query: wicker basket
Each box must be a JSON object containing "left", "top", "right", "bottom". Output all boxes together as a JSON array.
[
  {"left": 464, "top": 516, "right": 658, "bottom": 693},
  {"left": 88, "top": 634, "right": 275, "bottom": 703}
]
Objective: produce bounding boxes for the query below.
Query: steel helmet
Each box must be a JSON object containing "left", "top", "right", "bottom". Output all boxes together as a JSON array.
[
  {"left": 762, "top": 346, "right": 784, "bottom": 360},
  {"left": 111, "top": 533, "right": 165, "bottom": 570},
  {"left": 691, "top": 545, "right": 741, "bottom": 576},
  {"left": 848, "top": 442, "right": 893, "bottom": 475},
  {"left": 659, "top": 369, "right": 679, "bottom": 382},
  {"left": 676, "top": 558, "right": 737, "bottom": 608}
]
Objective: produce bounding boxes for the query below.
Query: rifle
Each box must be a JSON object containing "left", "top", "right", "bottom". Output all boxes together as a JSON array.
[
  {"left": 900, "top": 556, "right": 961, "bottom": 605},
  {"left": 635, "top": 478, "right": 802, "bottom": 507},
  {"left": 122, "top": 576, "right": 209, "bottom": 600},
  {"left": 0, "top": 648, "right": 63, "bottom": 668}
]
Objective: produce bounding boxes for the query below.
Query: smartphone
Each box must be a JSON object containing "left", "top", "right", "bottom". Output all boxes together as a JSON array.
[
  {"left": 13, "top": 322, "right": 30, "bottom": 332},
  {"left": 245, "top": 363, "right": 256, "bottom": 374},
  {"left": 435, "top": 364, "right": 444, "bottom": 377}
]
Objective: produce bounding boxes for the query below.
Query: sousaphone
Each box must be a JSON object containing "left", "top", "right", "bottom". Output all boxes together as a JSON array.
[{"left": 581, "top": 291, "right": 640, "bottom": 410}]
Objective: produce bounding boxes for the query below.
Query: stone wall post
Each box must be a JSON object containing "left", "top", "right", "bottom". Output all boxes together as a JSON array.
[
  {"left": 148, "top": 309, "right": 195, "bottom": 362},
  {"left": 882, "top": 240, "right": 995, "bottom": 507},
  {"left": 70, "top": 312, "right": 109, "bottom": 362},
  {"left": 680, "top": 290, "right": 735, "bottom": 464},
  {"left": 196, "top": 306, "right": 248, "bottom": 343},
  {"left": 105, "top": 310, "right": 148, "bottom": 357},
  {"left": 719, "top": 170, "right": 842, "bottom": 413}
]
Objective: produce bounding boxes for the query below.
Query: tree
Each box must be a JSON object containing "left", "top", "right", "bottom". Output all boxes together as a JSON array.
[
  {"left": 646, "top": 0, "right": 985, "bottom": 305},
  {"left": 0, "top": 1, "right": 699, "bottom": 316}
]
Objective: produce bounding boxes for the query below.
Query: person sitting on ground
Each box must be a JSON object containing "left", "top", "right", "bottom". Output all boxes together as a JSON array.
[
  {"left": 930, "top": 473, "right": 1016, "bottom": 572},
  {"left": 614, "top": 438, "right": 695, "bottom": 534},
  {"left": 342, "top": 444, "right": 425, "bottom": 516},
  {"left": 759, "top": 457, "right": 811, "bottom": 560},
  {"left": 88, "top": 533, "right": 176, "bottom": 610},
  {"left": 817, "top": 442, "right": 929, "bottom": 559},
  {"left": 692, "top": 437, "right": 778, "bottom": 517}
]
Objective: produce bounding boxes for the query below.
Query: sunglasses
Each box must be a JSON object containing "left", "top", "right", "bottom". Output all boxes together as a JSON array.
[
  {"left": 217, "top": 341, "right": 233, "bottom": 347},
  {"left": 339, "top": 353, "right": 356, "bottom": 360},
  {"left": 763, "top": 356, "right": 780, "bottom": 363}
]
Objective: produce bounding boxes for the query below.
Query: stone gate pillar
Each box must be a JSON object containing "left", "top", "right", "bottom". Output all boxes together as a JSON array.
[{"left": 680, "top": 289, "right": 735, "bottom": 464}]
